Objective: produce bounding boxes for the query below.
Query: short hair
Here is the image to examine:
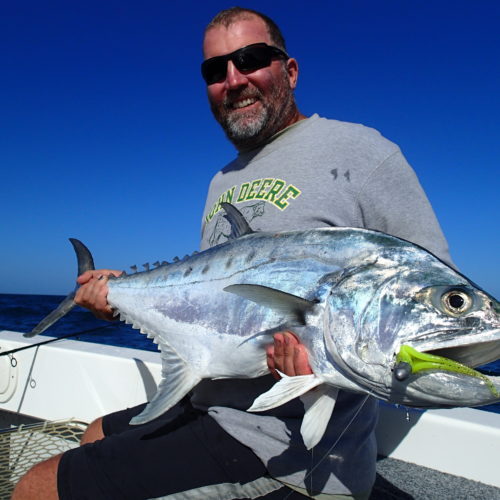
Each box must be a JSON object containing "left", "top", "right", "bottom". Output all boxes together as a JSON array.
[{"left": 205, "top": 7, "right": 287, "bottom": 51}]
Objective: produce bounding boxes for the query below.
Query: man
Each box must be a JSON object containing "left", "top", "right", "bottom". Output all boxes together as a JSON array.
[{"left": 13, "top": 7, "right": 452, "bottom": 500}]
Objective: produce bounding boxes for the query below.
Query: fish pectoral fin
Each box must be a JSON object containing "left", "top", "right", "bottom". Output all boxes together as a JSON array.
[
  {"left": 129, "top": 344, "right": 201, "bottom": 425},
  {"left": 248, "top": 372, "right": 322, "bottom": 412},
  {"left": 224, "top": 284, "right": 316, "bottom": 325},
  {"left": 300, "top": 386, "right": 338, "bottom": 450}
]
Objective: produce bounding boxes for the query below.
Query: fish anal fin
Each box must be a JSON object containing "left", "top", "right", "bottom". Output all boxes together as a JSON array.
[
  {"left": 130, "top": 367, "right": 200, "bottom": 425},
  {"left": 300, "top": 386, "right": 338, "bottom": 450},
  {"left": 129, "top": 341, "right": 201, "bottom": 425},
  {"left": 248, "top": 372, "right": 322, "bottom": 412},
  {"left": 224, "top": 284, "right": 316, "bottom": 324}
]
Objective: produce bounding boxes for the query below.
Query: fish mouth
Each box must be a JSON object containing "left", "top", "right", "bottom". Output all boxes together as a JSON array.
[
  {"left": 406, "top": 326, "right": 500, "bottom": 371},
  {"left": 395, "top": 344, "right": 500, "bottom": 399},
  {"left": 424, "top": 339, "right": 500, "bottom": 369}
]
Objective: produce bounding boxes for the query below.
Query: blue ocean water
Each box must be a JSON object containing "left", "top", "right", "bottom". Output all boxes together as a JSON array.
[
  {"left": 0, "top": 293, "right": 156, "bottom": 351},
  {"left": 1, "top": 293, "right": 499, "bottom": 414}
]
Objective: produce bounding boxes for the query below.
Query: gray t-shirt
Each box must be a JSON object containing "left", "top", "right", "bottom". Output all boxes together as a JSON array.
[{"left": 193, "top": 114, "right": 452, "bottom": 496}]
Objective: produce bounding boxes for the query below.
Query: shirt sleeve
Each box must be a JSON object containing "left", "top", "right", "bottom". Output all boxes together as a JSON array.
[{"left": 356, "top": 149, "right": 455, "bottom": 267}]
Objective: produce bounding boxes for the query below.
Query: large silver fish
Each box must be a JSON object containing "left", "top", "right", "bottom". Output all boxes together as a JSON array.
[{"left": 28, "top": 203, "right": 500, "bottom": 449}]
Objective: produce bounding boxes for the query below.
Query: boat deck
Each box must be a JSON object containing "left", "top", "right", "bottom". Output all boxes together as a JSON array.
[{"left": 372, "top": 456, "right": 500, "bottom": 499}]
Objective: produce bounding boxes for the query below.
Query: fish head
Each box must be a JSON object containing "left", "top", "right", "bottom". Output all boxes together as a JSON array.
[{"left": 321, "top": 251, "right": 500, "bottom": 408}]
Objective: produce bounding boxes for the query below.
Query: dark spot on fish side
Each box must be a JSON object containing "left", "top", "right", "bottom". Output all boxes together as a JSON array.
[
  {"left": 184, "top": 267, "right": 193, "bottom": 277},
  {"left": 225, "top": 258, "right": 233, "bottom": 269},
  {"left": 202, "top": 265, "right": 209, "bottom": 274},
  {"left": 246, "top": 250, "right": 256, "bottom": 263}
]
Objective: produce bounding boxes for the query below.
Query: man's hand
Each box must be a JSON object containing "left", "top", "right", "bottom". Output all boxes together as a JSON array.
[
  {"left": 75, "top": 269, "right": 122, "bottom": 321},
  {"left": 266, "top": 331, "right": 312, "bottom": 380}
]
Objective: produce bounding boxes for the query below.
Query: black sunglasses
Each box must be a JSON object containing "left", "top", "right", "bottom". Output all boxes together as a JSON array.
[{"left": 201, "top": 43, "right": 289, "bottom": 85}]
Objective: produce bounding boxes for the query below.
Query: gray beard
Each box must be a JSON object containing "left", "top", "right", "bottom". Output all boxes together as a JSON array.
[
  {"left": 224, "top": 101, "right": 270, "bottom": 143},
  {"left": 210, "top": 70, "right": 296, "bottom": 151}
]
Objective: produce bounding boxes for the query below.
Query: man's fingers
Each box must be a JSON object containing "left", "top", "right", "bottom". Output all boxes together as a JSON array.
[
  {"left": 77, "top": 269, "right": 122, "bottom": 285},
  {"left": 266, "top": 345, "right": 281, "bottom": 380},
  {"left": 76, "top": 270, "right": 96, "bottom": 285},
  {"left": 282, "top": 333, "right": 298, "bottom": 376},
  {"left": 272, "top": 332, "right": 285, "bottom": 365},
  {"left": 267, "top": 331, "right": 313, "bottom": 379},
  {"left": 74, "top": 270, "right": 118, "bottom": 321},
  {"left": 293, "top": 344, "right": 313, "bottom": 375}
]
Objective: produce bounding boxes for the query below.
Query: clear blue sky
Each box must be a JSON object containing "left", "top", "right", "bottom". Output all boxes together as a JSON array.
[{"left": 1, "top": 0, "right": 498, "bottom": 298}]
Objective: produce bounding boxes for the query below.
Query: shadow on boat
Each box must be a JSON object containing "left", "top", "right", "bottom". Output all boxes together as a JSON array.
[{"left": 133, "top": 357, "right": 158, "bottom": 401}]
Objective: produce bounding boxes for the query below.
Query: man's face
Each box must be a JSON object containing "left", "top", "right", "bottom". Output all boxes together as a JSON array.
[{"left": 203, "top": 17, "right": 298, "bottom": 150}]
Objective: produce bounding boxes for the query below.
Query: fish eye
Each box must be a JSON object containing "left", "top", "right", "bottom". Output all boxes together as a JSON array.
[{"left": 441, "top": 289, "right": 472, "bottom": 315}]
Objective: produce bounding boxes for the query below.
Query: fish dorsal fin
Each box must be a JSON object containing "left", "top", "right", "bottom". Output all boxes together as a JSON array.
[
  {"left": 129, "top": 341, "right": 201, "bottom": 425},
  {"left": 221, "top": 202, "right": 254, "bottom": 239},
  {"left": 224, "top": 284, "right": 316, "bottom": 324},
  {"left": 300, "top": 386, "right": 338, "bottom": 449},
  {"left": 248, "top": 372, "right": 322, "bottom": 412}
]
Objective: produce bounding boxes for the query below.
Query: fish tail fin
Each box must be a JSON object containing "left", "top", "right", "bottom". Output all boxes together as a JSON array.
[{"left": 24, "top": 238, "right": 95, "bottom": 337}]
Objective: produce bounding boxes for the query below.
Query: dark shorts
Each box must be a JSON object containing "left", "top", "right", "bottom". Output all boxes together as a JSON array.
[{"left": 58, "top": 400, "right": 307, "bottom": 499}]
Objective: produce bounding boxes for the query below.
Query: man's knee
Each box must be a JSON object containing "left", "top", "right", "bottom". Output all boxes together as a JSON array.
[
  {"left": 80, "top": 416, "right": 104, "bottom": 445},
  {"left": 12, "top": 453, "right": 62, "bottom": 500}
]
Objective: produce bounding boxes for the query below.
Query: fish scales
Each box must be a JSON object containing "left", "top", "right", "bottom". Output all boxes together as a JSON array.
[
  {"left": 27, "top": 204, "right": 500, "bottom": 449},
  {"left": 105, "top": 228, "right": 404, "bottom": 380},
  {"left": 107, "top": 229, "right": 359, "bottom": 381}
]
